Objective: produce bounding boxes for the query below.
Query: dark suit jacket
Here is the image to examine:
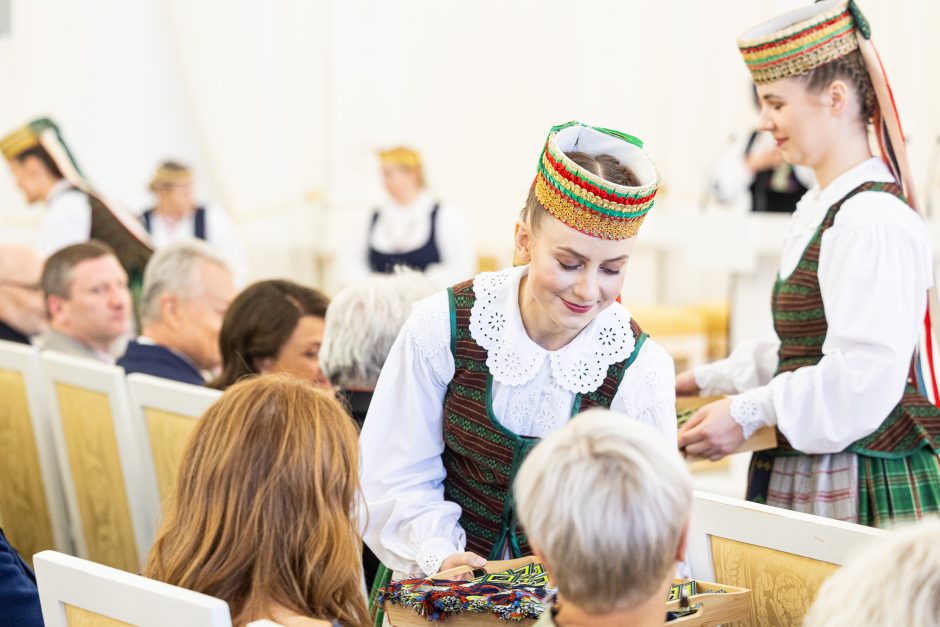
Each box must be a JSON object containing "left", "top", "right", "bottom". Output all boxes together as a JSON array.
[
  {"left": 0, "top": 320, "right": 30, "bottom": 345},
  {"left": 117, "top": 340, "right": 205, "bottom": 386},
  {"left": 0, "top": 529, "right": 43, "bottom": 626}
]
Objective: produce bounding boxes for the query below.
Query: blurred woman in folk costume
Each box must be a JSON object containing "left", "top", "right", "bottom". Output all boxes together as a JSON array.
[
  {"left": 678, "top": 0, "right": 940, "bottom": 527},
  {"left": 359, "top": 121, "right": 676, "bottom": 622},
  {"left": 0, "top": 118, "right": 153, "bottom": 294},
  {"left": 336, "top": 147, "right": 476, "bottom": 288}
]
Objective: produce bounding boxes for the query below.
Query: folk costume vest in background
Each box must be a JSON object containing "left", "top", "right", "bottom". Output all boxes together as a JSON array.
[
  {"left": 141, "top": 206, "right": 208, "bottom": 241},
  {"left": 758, "top": 181, "right": 940, "bottom": 463},
  {"left": 367, "top": 203, "right": 442, "bottom": 273},
  {"left": 441, "top": 279, "right": 647, "bottom": 560}
]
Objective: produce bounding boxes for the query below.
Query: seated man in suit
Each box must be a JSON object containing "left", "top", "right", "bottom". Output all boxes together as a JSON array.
[
  {"left": 0, "top": 529, "right": 43, "bottom": 627},
  {"left": 118, "top": 240, "right": 236, "bottom": 385},
  {"left": 39, "top": 241, "right": 132, "bottom": 363},
  {"left": 0, "top": 245, "right": 45, "bottom": 344}
]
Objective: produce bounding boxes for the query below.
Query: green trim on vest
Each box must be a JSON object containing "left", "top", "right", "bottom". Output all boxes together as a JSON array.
[
  {"left": 769, "top": 181, "right": 940, "bottom": 458},
  {"left": 442, "top": 278, "right": 646, "bottom": 560}
]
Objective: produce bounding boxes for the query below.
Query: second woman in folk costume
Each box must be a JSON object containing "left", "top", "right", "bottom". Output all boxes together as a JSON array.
[
  {"left": 677, "top": 0, "right": 940, "bottom": 527},
  {"left": 360, "top": 121, "right": 676, "bottom": 582}
]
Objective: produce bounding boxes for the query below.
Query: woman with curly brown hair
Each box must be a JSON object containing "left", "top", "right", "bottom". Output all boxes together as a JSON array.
[{"left": 144, "top": 374, "right": 369, "bottom": 627}]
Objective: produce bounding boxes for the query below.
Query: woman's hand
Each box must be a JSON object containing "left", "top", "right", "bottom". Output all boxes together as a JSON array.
[
  {"left": 436, "top": 551, "right": 487, "bottom": 581},
  {"left": 677, "top": 398, "right": 745, "bottom": 461},
  {"left": 675, "top": 370, "right": 701, "bottom": 396}
]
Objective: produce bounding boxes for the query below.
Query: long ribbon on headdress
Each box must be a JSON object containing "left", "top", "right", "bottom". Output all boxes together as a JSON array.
[{"left": 851, "top": 1, "right": 940, "bottom": 403}]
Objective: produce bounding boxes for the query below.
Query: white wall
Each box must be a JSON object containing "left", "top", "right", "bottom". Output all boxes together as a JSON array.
[{"left": 1, "top": 0, "right": 938, "bottom": 298}]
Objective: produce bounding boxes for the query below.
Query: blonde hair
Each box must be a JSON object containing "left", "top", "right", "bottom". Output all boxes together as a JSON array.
[
  {"left": 144, "top": 374, "right": 369, "bottom": 627},
  {"left": 804, "top": 517, "right": 940, "bottom": 627},
  {"left": 513, "top": 409, "right": 692, "bottom": 613}
]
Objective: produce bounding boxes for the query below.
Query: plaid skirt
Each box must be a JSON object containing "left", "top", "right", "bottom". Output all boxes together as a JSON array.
[{"left": 748, "top": 448, "right": 940, "bottom": 528}]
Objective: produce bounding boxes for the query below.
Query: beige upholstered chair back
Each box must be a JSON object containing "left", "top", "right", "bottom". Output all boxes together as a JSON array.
[
  {"left": 125, "top": 373, "right": 220, "bottom": 504},
  {"left": 686, "top": 491, "right": 887, "bottom": 626},
  {"left": 0, "top": 341, "right": 71, "bottom": 563},
  {"left": 40, "top": 352, "right": 158, "bottom": 572}
]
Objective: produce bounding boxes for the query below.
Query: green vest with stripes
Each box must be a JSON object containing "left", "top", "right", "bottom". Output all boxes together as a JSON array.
[
  {"left": 441, "top": 278, "right": 647, "bottom": 560},
  {"left": 770, "top": 181, "right": 940, "bottom": 458}
]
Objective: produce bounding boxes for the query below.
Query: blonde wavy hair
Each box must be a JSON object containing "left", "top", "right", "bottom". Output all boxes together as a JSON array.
[{"left": 144, "top": 374, "right": 369, "bottom": 626}]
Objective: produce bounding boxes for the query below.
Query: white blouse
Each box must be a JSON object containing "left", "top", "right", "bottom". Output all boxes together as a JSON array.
[
  {"left": 695, "top": 158, "right": 934, "bottom": 454},
  {"left": 334, "top": 191, "right": 476, "bottom": 289},
  {"left": 359, "top": 265, "right": 676, "bottom": 576},
  {"left": 38, "top": 181, "right": 92, "bottom": 256}
]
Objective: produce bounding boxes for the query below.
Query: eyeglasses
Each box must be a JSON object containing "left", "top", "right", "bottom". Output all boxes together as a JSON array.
[{"left": 0, "top": 280, "right": 42, "bottom": 292}]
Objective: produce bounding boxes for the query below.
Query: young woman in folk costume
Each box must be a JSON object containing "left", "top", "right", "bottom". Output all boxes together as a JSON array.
[
  {"left": 677, "top": 0, "right": 940, "bottom": 527},
  {"left": 359, "top": 122, "right": 676, "bottom": 609}
]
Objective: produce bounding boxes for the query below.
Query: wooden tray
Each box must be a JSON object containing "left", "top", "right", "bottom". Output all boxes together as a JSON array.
[
  {"left": 667, "top": 579, "right": 751, "bottom": 626},
  {"left": 384, "top": 561, "right": 751, "bottom": 627},
  {"left": 677, "top": 395, "right": 777, "bottom": 461}
]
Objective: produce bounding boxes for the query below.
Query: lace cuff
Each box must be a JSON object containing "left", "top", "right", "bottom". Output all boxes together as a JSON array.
[
  {"left": 417, "top": 537, "right": 461, "bottom": 577},
  {"left": 730, "top": 387, "right": 775, "bottom": 439}
]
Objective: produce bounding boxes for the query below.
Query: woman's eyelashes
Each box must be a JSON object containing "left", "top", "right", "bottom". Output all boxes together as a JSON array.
[{"left": 556, "top": 260, "right": 621, "bottom": 276}]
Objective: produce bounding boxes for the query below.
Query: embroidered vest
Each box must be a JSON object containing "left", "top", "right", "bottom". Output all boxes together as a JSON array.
[
  {"left": 441, "top": 279, "right": 647, "bottom": 560},
  {"left": 770, "top": 181, "right": 940, "bottom": 458}
]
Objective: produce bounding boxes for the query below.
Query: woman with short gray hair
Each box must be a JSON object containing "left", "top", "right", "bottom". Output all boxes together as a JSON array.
[
  {"left": 320, "top": 268, "right": 434, "bottom": 426},
  {"left": 514, "top": 409, "right": 693, "bottom": 627}
]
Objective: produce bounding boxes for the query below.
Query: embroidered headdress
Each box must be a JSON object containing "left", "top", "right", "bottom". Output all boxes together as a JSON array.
[
  {"left": 149, "top": 161, "right": 193, "bottom": 191},
  {"left": 0, "top": 118, "right": 85, "bottom": 182},
  {"left": 533, "top": 121, "right": 660, "bottom": 240},
  {"left": 378, "top": 146, "right": 422, "bottom": 170}
]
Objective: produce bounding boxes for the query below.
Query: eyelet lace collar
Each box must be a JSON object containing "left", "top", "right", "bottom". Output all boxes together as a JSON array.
[{"left": 467, "top": 265, "right": 635, "bottom": 394}]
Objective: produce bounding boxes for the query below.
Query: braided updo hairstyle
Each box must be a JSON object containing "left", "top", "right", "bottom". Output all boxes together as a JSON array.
[{"left": 801, "top": 49, "right": 876, "bottom": 126}]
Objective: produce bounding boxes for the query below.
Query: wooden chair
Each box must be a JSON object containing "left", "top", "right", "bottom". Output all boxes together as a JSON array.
[
  {"left": 686, "top": 491, "right": 888, "bottom": 626},
  {"left": 125, "top": 373, "right": 221, "bottom": 504},
  {"left": 0, "top": 341, "right": 71, "bottom": 563},
  {"left": 34, "top": 550, "right": 230, "bottom": 626},
  {"left": 35, "top": 551, "right": 288, "bottom": 626},
  {"left": 40, "top": 352, "right": 159, "bottom": 572}
]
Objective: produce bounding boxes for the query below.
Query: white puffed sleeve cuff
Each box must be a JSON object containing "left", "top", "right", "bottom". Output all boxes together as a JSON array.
[
  {"left": 611, "top": 338, "right": 677, "bottom": 444},
  {"left": 417, "top": 537, "right": 463, "bottom": 577},
  {"left": 730, "top": 385, "right": 775, "bottom": 439}
]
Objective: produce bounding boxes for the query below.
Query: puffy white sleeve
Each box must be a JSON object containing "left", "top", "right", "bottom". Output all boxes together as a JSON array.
[
  {"left": 611, "top": 338, "right": 678, "bottom": 445},
  {"left": 37, "top": 193, "right": 91, "bottom": 256},
  {"left": 731, "top": 193, "right": 934, "bottom": 453},
  {"left": 425, "top": 203, "right": 477, "bottom": 288},
  {"left": 359, "top": 290, "right": 465, "bottom": 576},
  {"left": 693, "top": 340, "right": 780, "bottom": 395}
]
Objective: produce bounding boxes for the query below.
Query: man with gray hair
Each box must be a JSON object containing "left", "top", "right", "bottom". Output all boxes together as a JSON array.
[
  {"left": 117, "top": 239, "right": 235, "bottom": 385},
  {"left": 514, "top": 409, "right": 693, "bottom": 627},
  {"left": 0, "top": 245, "right": 46, "bottom": 344}
]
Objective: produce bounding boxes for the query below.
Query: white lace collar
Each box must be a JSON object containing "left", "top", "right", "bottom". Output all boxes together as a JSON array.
[{"left": 467, "top": 265, "right": 635, "bottom": 394}]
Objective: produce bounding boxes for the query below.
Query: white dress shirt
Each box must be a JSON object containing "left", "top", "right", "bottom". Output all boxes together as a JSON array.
[{"left": 37, "top": 180, "right": 92, "bottom": 256}]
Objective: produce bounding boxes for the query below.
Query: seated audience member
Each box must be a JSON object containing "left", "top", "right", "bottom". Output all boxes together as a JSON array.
[
  {"left": 118, "top": 240, "right": 236, "bottom": 385},
  {"left": 804, "top": 517, "right": 940, "bottom": 627},
  {"left": 0, "top": 528, "right": 43, "bottom": 627},
  {"left": 141, "top": 160, "right": 247, "bottom": 282},
  {"left": 39, "top": 241, "right": 131, "bottom": 362},
  {"left": 0, "top": 245, "right": 46, "bottom": 344},
  {"left": 144, "top": 374, "right": 369, "bottom": 627},
  {"left": 513, "top": 409, "right": 693, "bottom": 627},
  {"left": 320, "top": 268, "right": 434, "bottom": 427},
  {"left": 210, "top": 280, "right": 330, "bottom": 390}
]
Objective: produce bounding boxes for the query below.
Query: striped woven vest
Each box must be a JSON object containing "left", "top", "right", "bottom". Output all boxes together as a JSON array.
[
  {"left": 771, "top": 181, "right": 940, "bottom": 457},
  {"left": 87, "top": 192, "right": 153, "bottom": 283},
  {"left": 441, "top": 279, "right": 647, "bottom": 560}
]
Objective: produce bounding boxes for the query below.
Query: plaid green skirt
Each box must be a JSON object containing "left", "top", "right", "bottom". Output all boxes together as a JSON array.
[{"left": 748, "top": 447, "right": 940, "bottom": 528}]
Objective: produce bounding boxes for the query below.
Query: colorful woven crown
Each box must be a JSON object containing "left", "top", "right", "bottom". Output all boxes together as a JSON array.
[
  {"left": 0, "top": 118, "right": 61, "bottom": 161},
  {"left": 738, "top": 0, "right": 871, "bottom": 85},
  {"left": 378, "top": 146, "right": 422, "bottom": 169},
  {"left": 533, "top": 121, "right": 660, "bottom": 240}
]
